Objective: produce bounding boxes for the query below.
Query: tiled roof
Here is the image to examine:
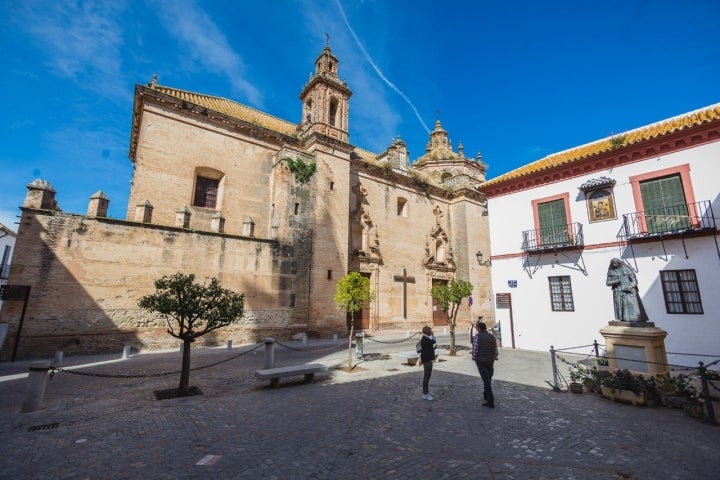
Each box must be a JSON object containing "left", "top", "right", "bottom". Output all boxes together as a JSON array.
[
  {"left": 151, "top": 85, "right": 299, "bottom": 137},
  {"left": 354, "top": 147, "right": 379, "bottom": 163},
  {"left": 0, "top": 222, "right": 16, "bottom": 236},
  {"left": 483, "top": 104, "right": 720, "bottom": 187}
]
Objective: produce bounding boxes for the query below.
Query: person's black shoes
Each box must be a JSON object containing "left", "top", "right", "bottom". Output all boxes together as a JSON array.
[{"left": 482, "top": 401, "right": 494, "bottom": 408}]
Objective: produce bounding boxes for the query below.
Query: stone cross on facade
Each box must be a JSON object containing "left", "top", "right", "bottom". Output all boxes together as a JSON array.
[{"left": 392, "top": 268, "right": 415, "bottom": 319}]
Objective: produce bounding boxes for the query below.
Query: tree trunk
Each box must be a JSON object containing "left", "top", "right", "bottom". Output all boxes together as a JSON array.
[
  {"left": 449, "top": 304, "right": 458, "bottom": 355},
  {"left": 348, "top": 320, "right": 354, "bottom": 370},
  {"left": 178, "top": 338, "right": 192, "bottom": 395}
]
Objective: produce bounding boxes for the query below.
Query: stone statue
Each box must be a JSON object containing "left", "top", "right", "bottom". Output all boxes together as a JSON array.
[{"left": 606, "top": 258, "right": 646, "bottom": 322}]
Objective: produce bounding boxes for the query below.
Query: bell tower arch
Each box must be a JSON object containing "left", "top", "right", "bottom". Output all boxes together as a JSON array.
[{"left": 298, "top": 46, "right": 352, "bottom": 143}]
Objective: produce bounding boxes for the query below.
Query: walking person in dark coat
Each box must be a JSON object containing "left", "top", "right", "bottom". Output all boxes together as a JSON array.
[
  {"left": 471, "top": 321, "right": 498, "bottom": 408},
  {"left": 419, "top": 325, "right": 437, "bottom": 401}
]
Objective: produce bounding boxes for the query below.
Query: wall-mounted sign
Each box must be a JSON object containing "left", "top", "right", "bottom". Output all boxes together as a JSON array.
[
  {"left": 496, "top": 293, "right": 511, "bottom": 308},
  {"left": 507, "top": 280, "right": 517, "bottom": 288}
]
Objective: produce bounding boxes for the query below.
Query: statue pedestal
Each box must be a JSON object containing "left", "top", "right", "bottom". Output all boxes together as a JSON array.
[{"left": 599, "top": 322, "right": 669, "bottom": 376}]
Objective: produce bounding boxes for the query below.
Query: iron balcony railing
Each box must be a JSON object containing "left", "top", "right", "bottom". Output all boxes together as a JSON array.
[
  {"left": 617, "top": 200, "right": 716, "bottom": 240},
  {"left": 522, "top": 222, "right": 584, "bottom": 252}
]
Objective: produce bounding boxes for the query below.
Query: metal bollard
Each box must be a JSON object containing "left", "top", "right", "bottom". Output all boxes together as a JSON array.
[
  {"left": 264, "top": 338, "right": 275, "bottom": 369},
  {"left": 227, "top": 340, "right": 233, "bottom": 350},
  {"left": 550, "top": 345, "right": 561, "bottom": 392},
  {"left": 698, "top": 362, "right": 717, "bottom": 425},
  {"left": 333, "top": 333, "right": 338, "bottom": 342},
  {"left": 122, "top": 345, "right": 131, "bottom": 359},
  {"left": 53, "top": 351, "right": 63, "bottom": 366},
  {"left": 302, "top": 334, "right": 307, "bottom": 345},
  {"left": 21, "top": 361, "right": 51, "bottom": 413},
  {"left": 355, "top": 332, "right": 364, "bottom": 359}
]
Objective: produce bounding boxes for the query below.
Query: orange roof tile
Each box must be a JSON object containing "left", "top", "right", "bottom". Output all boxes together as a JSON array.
[
  {"left": 152, "top": 85, "right": 298, "bottom": 137},
  {"left": 483, "top": 104, "right": 720, "bottom": 188}
]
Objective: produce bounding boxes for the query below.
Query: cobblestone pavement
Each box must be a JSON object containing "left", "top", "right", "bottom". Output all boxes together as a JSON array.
[{"left": 0, "top": 334, "right": 718, "bottom": 479}]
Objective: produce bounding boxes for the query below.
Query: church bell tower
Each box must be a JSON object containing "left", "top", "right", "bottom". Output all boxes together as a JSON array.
[{"left": 298, "top": 46, "right": 352, "bottom": 143}]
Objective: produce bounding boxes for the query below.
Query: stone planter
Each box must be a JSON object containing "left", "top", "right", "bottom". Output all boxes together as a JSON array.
[
  {"left": 660, "top": 394, "right": 686, "bottom": 409},
  {"left": 600, "top": 386, "right": 646, "bottom": 406},
  {"left": 569, "top": 382, "right": 583, "bottom": 394},
  {"left": 682, "top": 399, "right": 704, "bottom": 419}
]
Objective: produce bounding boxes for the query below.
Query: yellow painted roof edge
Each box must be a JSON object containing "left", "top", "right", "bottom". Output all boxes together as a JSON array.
[{"left": 483, "top": 104, "right": 720, "bottom": 187}]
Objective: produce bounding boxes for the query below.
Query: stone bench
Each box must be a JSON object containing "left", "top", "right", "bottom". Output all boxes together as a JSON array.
[
  {"left": 397, "top": 349, "right": 448, "bottom": 366},
  {"left": 254, "top": 363, "right": 328, "bottom": 388}
]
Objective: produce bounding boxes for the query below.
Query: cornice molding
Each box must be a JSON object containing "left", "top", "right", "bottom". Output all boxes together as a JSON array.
[{"left": 482, "top": 122, "right": 720, "bottom": 198}]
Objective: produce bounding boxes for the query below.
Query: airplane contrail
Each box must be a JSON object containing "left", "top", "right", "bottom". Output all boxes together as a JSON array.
[{"left": 334, "top": 0, "right": 431, "bottom": 135}]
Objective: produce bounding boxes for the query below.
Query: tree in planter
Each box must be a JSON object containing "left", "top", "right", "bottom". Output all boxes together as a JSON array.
[
  {"left": 333, "top": 272, "right": 373, "bottom": 370},
  {"left": 138, "top": 273, "right": 245, "bottom": 397},
  {"left": 429, "top": 279, "right": 473, "bottom": 356}
]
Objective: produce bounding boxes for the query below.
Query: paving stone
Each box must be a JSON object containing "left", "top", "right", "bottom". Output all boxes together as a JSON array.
[{"left": 0, "top": 336, "right": 718, "bottom": 479}]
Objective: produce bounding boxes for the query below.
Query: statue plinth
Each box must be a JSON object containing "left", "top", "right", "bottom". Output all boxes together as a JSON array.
[
  {"left": 600, "top": 322, "right": 668, "bottom": 376},
  {"left": 608, "top": 320, "right": 655, "bottom": 328}
]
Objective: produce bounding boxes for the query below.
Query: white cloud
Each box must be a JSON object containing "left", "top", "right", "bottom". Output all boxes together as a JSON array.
[
  {"left": 149, "top": 0, "right": 262, "bottom": 105},
  {"left": 297, "top": 0, "right": 403, "bottom": 153},
  {"left": 12, "top": 1, "right": 128, "bottom": 101}
]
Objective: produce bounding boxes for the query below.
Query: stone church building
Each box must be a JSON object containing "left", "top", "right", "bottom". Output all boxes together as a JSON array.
[{"left": 0, "top": 46, "right": 491, "bottom": 359}]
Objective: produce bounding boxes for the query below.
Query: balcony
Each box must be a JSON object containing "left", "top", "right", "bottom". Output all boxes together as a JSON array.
[
  {"left": 617, "top": 200, "right": 716, "bottom": 241},
  {"left": 522, "top": 222, "right": 584, "bottom": 253}
]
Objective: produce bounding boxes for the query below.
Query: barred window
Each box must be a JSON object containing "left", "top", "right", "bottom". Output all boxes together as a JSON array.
[
  {"left": 548, "top": 276, "right": 574, "bottom": 312},
  {"left": 660, "top": 270, "right": 703, "bottom": 314},
  {"left": 193, "top": 176, "right": 219, "bottom": 208}
]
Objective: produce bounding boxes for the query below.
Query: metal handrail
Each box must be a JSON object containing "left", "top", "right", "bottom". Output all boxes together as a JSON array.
[
  {"left": 617, "top": 200, "right": 715, "bottom": 240},
  {"left": 522, "top": 222, "right": 584, "bottom": 252}
]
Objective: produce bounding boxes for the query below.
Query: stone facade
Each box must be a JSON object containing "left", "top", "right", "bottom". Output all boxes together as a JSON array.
[{"left": 0, "top": 46, "right": 491, "bottom": 359}]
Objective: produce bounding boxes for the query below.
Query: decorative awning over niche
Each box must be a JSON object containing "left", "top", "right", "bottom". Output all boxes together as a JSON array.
[
  {"left": 578, "top": 176, "right": 616, "bottom": 191},
  {"left": 578, "top": 177, "right": 616, "bottom": 192}
]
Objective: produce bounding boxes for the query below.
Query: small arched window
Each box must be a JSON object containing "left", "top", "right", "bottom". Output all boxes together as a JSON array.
[
  {"left": 397, "top": 197, "right": 408, "bottom": 217},
  {"left": 305, "top": 100, "right": 312, "bottom": 122},
  {"left": 329, "top": 98, "right": 339, "bottom": 126}
]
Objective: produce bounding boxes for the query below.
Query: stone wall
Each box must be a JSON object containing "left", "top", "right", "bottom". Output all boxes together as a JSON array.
[{"left": 0, "top": 209, "right": 307, "bottom": 360}]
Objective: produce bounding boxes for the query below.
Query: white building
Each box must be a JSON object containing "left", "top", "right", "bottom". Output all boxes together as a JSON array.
[
  {"left": 0, "top": 222, "right": 16, "bottom": 348},
  {"left": 0, "top": 222, "right": 15, "bottom": 288},
  {"left": 483, "top": 104, "right": 720, "bottom": 368}
]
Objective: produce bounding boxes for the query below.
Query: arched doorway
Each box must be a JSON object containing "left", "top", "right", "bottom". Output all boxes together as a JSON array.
[{"left": 431, "top": 279, "right": 450, "bottom": 326}]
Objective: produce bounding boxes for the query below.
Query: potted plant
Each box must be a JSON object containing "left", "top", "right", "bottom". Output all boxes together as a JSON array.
[
  {"left": 588, "top": 368, "right": 612, "bottom": 394},
  {"left": 568, "top": 364, "right": 588, "bottom": 393},
  {"left": 595, "top": 354, "right": 609, "bottom": 371},
  {"left": 599, "top": 369, "right": 653, "bottom": 406},
  {"left": 654, "top": 373, "right": 694, "bottom": 409}
]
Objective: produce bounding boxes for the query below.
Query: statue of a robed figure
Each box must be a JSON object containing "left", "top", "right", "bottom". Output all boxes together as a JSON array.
[
  {"left": 600, "top": 258, "right": 667, "bottom": 375},
  {"left": 605, "top": 258, "right": 648, "bottom": 323}
]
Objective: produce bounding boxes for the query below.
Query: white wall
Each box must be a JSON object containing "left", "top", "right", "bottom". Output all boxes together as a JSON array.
[
  {"left": 488, "top": 141, "right": 720, "bottom": 367},
  {"left": 0, "top": 224, "right": 16, "bottom": 349}
]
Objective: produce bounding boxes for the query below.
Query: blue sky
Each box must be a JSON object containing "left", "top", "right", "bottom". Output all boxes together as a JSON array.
[{"left": 1, "top": 0, "right": 719, "bottom": 231}]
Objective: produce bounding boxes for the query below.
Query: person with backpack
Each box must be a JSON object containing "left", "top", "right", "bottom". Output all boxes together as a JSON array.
[
  {"left": 419, "top": 325, "right": 437, "bottom": 401},
  {"left": 471, "top": 320, "right": 498, "bottom": 408}
]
